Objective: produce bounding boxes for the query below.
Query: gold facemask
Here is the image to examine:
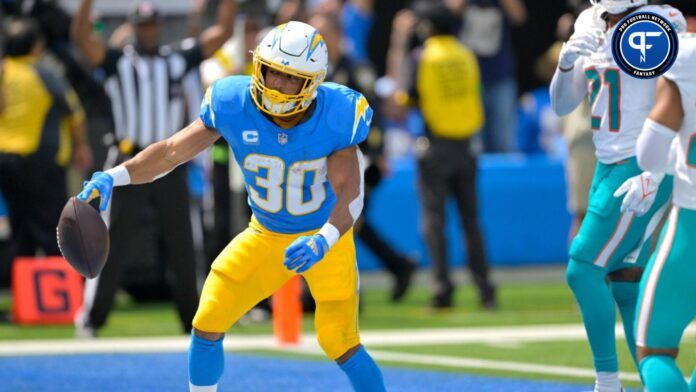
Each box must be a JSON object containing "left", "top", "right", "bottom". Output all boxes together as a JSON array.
[{"left": 250, "top": 51, "right": 326, "bottom": 117}]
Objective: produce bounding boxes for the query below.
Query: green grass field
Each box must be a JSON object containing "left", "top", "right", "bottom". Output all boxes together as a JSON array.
[
  {"left": 1, "top": 279, "right": 694, "bottom": 388},
  {"left": 0, "top": 280, "right": 581, "bottom": 338}
]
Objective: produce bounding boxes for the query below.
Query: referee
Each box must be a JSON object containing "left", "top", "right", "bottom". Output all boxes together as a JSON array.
[{"left": 70, "top": 0, "right": 236, "bottom": 337}]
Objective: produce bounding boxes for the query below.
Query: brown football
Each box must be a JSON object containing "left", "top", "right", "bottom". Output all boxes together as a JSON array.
[{"left": 56, "top": 197, "right": 109, "bottom": 279}]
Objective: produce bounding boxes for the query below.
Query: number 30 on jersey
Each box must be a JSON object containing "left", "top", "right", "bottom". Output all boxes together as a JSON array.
[{"left": 243, "top": 154, "right": 327, "bottom": 216}]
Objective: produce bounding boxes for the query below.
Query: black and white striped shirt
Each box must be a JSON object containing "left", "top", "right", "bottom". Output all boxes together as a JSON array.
[{"left": 100, "top": 40, "right": 203, "bottom": 149}]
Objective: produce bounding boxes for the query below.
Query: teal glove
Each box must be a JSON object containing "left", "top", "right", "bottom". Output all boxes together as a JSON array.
[
  {"left": 283, "top": 234, "right": 329, "bottom": 273},
  {"left": 77, "top": 172, "right": 114, "bottom": 211}
]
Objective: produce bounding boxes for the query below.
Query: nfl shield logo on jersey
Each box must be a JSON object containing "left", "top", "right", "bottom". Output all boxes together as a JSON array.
[{"left": 278, "top": 132, "right": 289, "bottom": 145}]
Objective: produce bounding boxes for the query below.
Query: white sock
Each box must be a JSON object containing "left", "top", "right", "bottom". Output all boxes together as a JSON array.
[
  {"left": 594, "top": 371, "right": 622, "bottom": 392},
  {"left": 189, "top": 383, "right": 217, "bottom": 392}
]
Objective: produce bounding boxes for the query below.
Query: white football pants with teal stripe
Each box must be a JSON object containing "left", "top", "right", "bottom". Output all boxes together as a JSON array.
[
  {"left": 636, "top": 206, "right": 696, "bottom": 392},
  {"left": 566, "top": 157, "right": 672, "bottom": 375}
]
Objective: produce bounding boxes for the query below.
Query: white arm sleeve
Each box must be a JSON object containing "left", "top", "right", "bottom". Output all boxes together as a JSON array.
[
  {"left": 549, "top": 65, "right": 587, "bottom": 116},
  {"left": 636, "top": 118, "right": 678, "bottom": 174},
  {"left": 348, "top": 147, "right": 366, "bottom": 223}
]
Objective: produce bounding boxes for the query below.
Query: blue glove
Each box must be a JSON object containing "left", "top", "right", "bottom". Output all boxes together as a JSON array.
[
  {"left": 77, "top": 172, "right": 114, "bottom": 211},
  {"left": 283, "top": 234, "right": 329, "bottom": 273}
]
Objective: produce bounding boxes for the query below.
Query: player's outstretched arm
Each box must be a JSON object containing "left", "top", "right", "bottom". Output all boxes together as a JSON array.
[
  {"left": 283, "top": 146, "right": 364, "bottom": 273},
  {"left": 124, "top": 119, "right": 221, "bottom": 184},
  {"left": 77, "top": 119, "right": 220, "bottom": 210}
]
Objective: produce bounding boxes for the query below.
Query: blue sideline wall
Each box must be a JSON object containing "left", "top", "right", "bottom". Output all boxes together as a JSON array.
[{"left": 357, "top": 154, "right": 572, "bottom": 270}]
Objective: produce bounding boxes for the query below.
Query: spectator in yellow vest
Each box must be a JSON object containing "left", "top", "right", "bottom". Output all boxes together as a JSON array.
[
  {"left": 390, "top": 4, "right": 496, "bottom": 309},
  {"left": 0, "top": 19, "right": 91, "bottom": 259}
]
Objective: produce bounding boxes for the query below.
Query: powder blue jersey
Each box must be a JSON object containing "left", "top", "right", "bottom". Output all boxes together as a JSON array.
[{"left": 200, "top": 75, "right": 372, "bottom": 233}]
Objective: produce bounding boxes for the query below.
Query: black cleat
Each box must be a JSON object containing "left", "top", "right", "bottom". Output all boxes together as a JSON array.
[
  {"left": 430, "top": 288, "right": 454, "bottom": 310},
  {"left": 479, "top": 286, "right": 498, "bottom": 311},
  {"left": 391, "top": 259, "right": 417, "bottom": 302},
  {"left": 480, "top": 296, "right": 498, "bottom": 311}
]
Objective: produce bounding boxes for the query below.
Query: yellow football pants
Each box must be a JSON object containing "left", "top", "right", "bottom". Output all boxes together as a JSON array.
[{"left": 192, "top": 217, "right": 360, "bottom": 360}]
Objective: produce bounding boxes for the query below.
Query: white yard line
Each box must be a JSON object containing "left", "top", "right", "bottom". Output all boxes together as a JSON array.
[
  {"left": 2, "top": 323, "right": 694, "bottom": 356},
  {"left": 364, "top": 351, "right": 642, "bottom": 382},
  {"left": 2, "top": 322, "right": 693, "bottom": 383},
  {"left": 361, "top": 324, "right": 602, "bottom": 346},
  {"left": 0, "top": 335, "right": 277, "bottom": 356},
  {"left": 246, "top": 345, "right": 642, "bottom": 382}
]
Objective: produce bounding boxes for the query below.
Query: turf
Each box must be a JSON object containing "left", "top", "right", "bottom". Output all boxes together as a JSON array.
[
  {"left": 237, "top": 337, "right": 696, "bottom": 389},
  {"left": 0, "top": 282, "right": 581, "bottom": 339},
  {"left": 370, "top": 340, "right": 696, "bottom": 388},
  {"left": 359, "top": 281, "right": 582, "bottom": 329},
  {"left": 1, "top": 280, "right": 693, "bottom": 388},
  {"left": 0, "top": 353, "right": 590, "bottom": 392}
]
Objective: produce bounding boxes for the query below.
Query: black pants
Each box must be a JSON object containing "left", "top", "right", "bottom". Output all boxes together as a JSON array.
[
  {"left": 207, "top": 147, "right": 251, "bottom": 267},
  {"left": 82, "top": 165, "right": 198, "bottom": 333},
  {"left": 207, "top": 159, "right": 232, "bottom": 265},
  {"left": 0, "top": 154, "right": 65, "bottom": 257},
  {"left": 356, "top": 172, "right": 412, "bottom": 277},
  {"left": 417, "top": 138, "right": 494, "bottom": 301}
]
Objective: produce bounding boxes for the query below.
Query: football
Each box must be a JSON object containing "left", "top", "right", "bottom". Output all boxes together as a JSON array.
[{"left": 56, "top": 197, "right": 109, "bottom": 279}]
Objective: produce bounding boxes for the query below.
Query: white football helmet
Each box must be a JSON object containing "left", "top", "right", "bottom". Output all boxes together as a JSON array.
[
  {"left": 250, "top": 21, "right": 329, "bottom": 117},
  {"left": 589, "top": 0, "right": 647, "bottom": 15}
]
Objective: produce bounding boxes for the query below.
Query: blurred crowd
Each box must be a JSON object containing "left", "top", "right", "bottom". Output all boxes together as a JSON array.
[{"left": 1, "top": 0, "right": 695, "bottom": 332}]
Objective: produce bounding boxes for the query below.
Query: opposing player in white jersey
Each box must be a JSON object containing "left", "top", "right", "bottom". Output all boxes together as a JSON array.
[
  {"left": 632, "top": 34, "right": 696, "bottom": 392},
  {"left": 549, "top": 1, "right": 686, "bottom": 391}
]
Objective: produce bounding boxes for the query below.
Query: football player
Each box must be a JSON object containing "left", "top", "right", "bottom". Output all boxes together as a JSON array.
[
  {"left": 549, "top": 1, "right": 685, "bottom": 391},
  {"left": 77, "top": 21, "right": 385, "bottom": 392},
  {"left": 632, "top": 33, "right": 696, "bottom": 392}
]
